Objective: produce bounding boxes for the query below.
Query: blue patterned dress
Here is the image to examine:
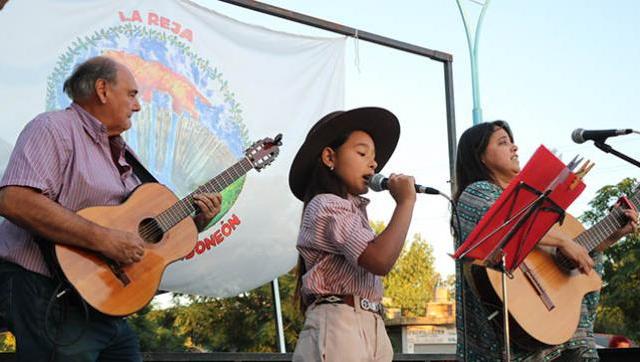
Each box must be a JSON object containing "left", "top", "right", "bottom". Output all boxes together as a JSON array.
[{"left": 454, "top": 181, "right": 603, "bottom": 361}]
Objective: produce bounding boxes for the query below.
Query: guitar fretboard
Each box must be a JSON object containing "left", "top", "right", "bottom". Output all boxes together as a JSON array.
[
  {"left": 153, "top": 157, "right": 254, "bottom": 231},
  {"left": 556, "top": 188, "right": 639, "bottom": 270}
]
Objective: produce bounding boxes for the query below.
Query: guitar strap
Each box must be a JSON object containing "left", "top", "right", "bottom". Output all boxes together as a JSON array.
[{"left": 125, "top": 150, "right": 159, "bottom": 184}]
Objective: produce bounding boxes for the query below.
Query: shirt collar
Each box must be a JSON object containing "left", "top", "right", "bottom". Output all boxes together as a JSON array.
[
  {"left": 71, "top": 103, "right": 108, "bottom": 143},
  {"left": 348, "top": 194, "right": 370, "bottom": 208},
  {"left": 109, "top": 135, "right": 128, "bottom": 155}
]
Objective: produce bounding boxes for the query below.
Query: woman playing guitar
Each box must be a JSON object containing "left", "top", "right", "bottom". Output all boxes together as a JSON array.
[{"left": 452, "top": 121, "right": 638, "bottom": 361}]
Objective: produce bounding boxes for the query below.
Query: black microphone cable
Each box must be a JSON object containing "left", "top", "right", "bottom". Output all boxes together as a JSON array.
[{"left": 44, "top": 281, "right": 90, "bottom": 361}]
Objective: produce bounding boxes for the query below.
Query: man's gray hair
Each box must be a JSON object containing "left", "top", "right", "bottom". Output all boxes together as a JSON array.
[{"left": 63, "top": 56, "right": 119, "bottom": 101}]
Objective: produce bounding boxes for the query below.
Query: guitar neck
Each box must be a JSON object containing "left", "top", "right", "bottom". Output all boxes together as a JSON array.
[
  {"left": 555, "top": 188, "right": 639, "bottom": 270},
  {"left": 153, "top": 157, "right": 254, "bottom": 231},
  {"left": 576, "top": 190, "right": 639, "bottom": 252}
]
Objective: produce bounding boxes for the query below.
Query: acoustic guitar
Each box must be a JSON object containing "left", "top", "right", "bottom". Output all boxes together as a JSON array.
[
  {"left": 54, "top": 135, "right": 281, "bottom": 316},
  {"left": 466, "top": 190, "right": 638, "bottom": 349}
]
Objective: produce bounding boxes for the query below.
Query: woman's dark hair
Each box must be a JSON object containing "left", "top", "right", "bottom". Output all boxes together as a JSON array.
[
  {"left": 294, "top": 132, "right": 351, "bottom": 313},
  {"left": 453, "top": 120, "right": 513, "bottom": 202}
]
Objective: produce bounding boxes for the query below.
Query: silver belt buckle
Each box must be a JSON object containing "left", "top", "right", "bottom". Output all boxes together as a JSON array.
[
  {"left": 323, "top": 295, "right": 343, "bottom": 303},
  {"left": 359, "top": 298, "right": 380, "bottom": 313}
]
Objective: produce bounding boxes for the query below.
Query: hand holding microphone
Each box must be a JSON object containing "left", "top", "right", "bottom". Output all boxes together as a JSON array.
[
  {"left": 369, "top": 173, "right": 415, "bottom": 205},
  {"left": 368, "top": 173, "right": 444, "bottom": 205},
  {"left": 368, "top": 173, "right": 441, "bottom": 194}
]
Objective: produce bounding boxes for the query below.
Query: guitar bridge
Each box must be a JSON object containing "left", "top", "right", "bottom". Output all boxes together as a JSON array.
[
  {"left": 104, "top": 258, "right": 131, "bottom": 286},
  {"left": 520, "top": 262, "right": 555, "bottom": 311}
]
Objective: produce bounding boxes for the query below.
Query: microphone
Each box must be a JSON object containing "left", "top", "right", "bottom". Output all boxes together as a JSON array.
[
  {"left": 368, "top": 173, "right": 440, "bottom": 195},
  {"left": 571, "top": 128, "right": 633, "bottom": 144}
]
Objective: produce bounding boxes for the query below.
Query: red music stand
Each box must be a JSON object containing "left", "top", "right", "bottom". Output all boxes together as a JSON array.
[{"left": 453, "top": 145, "right": 586, "bottom": 361}]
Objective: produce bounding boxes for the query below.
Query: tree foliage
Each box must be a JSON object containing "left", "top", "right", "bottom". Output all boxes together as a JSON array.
[
  {"left": 0, "top": 273, "right": 305, "bottom": 353},
  {"left": 383, "top": 233, "right": 440, "bottom": 317},
  {"left": 0, "top": 332, "right": 15, "bottom": 352},
  {"left": 371, "top": 221, "right": 442, "bottom": 317},
  {"left": 442, "top": 273, "right": 456, "bottom": 301},
  {"left": 370, "top": 220, "right": 386, "bottom": 235},
  {"left": 129, "top": 270, "right": 304, "bottom": 352},
  {"left": 580, "top": 177, "right": 640, "bottom": 340}
]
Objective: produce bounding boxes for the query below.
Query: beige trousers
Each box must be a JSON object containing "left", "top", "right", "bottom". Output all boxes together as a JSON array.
[{"left": 293, "top": 299, "right": 393, "bottom": 362}]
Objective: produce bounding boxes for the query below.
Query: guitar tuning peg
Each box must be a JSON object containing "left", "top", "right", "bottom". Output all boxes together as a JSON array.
[{"left": 273, "top": 133, "right": 283, "bottom": 146}]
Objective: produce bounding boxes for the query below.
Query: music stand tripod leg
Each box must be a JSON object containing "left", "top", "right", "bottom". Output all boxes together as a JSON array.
[{"left": 501, "top": 253, "right": 511, "bottom": 362}]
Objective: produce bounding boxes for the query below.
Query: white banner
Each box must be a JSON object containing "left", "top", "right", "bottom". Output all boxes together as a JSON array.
[{"left": 0, "top": 0, "right": 345, "bottom": 297}]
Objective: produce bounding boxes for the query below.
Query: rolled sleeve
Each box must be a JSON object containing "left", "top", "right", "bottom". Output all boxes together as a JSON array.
[
  {"left": 315, "top": 196, "right": 374, "bottom": 266},
  {"left": 0, "top": 116, "right": 69, "bottom": 199}
]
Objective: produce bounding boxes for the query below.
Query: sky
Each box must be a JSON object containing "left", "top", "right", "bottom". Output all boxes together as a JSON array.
[{"left": 190, "top": 0, "right": 640, "bottom": 278}]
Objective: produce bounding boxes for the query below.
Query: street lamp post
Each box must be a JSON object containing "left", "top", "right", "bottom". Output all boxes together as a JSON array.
[{"left": 456, "top": 0, "right": 491, "bottom": 125}]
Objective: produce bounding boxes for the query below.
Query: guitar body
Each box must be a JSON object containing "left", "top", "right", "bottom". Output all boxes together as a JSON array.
[
  {"left": 55, "top": 183, "right": 198, "bottom": 316},
  {"left": 466, "top": 214, "right": 602, "bottom": 349},
  {"left": 53, "top": 134, "right": 281, "bottom": 317}
]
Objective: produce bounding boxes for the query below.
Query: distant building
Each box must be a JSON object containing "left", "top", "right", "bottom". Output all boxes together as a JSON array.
[{"left": 385, "top": 285, "right": 456, "bottom": 353}]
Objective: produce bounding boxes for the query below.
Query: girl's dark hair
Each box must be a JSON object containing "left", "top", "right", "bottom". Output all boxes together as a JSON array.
[
  {"left": 453, "top": 120, "right": 513, "bottom": 202},
  {"left": 293, "top": 132, "right": 351, "bottom": 313}
]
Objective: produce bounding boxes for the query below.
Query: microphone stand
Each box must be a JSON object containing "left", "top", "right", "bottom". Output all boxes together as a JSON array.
[{"left": 593, "top": 141, "right": 640, "bottom": 168}]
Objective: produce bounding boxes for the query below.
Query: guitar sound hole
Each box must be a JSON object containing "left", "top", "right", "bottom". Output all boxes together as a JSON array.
[{"left": 138, "top": 218, "right": 164, "bottom": 244}]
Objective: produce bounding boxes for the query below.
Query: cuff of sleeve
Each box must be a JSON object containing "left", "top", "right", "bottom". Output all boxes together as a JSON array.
[{"left": 0, "top": 180, "right": 47, "bottom": 195}]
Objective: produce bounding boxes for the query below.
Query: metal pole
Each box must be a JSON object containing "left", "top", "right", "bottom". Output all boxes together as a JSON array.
[
  {"left": 444, "top": 60, "right": 457, "bottom": 194},
  {"left": 218, "top": 0, "right": 452, "bottom": 62},
  {"left": 456, "top": 0, "right": 491, "bottom": 125},
  {"left": 271, "top": 278, "right": 286, "bottom": 353},
  {"left": 501, "top": 254, "right": 511, "bottom": 362}
]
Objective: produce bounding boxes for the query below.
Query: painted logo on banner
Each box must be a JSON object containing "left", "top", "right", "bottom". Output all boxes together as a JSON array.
[{"left": 45, "top": 15, "right": 250, "bottom": 246}]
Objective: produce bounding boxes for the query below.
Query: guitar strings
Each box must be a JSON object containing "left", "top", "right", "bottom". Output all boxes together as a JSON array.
[
  {"left": 517, "top": 206, "right": 631, "bottom": 276},
  {"left": 135, "top": 155, "right": 264, "bottom": 242},
  {"left": 135, "top": 184, "right": 224, "bottom": 241}
]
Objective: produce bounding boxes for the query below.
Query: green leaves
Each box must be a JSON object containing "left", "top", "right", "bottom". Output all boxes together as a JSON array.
[
  {"left": 382, "top": 233, "right": 440, "bottom": 317},
  {"left": 129, "top": 271, "right": 304, "bottom": 352},
  {"left": 586, "top": 178, "right": 640, "bottom": 340},
  {"left": 0, "top": 332, "right": 15, "bottom": 352}
]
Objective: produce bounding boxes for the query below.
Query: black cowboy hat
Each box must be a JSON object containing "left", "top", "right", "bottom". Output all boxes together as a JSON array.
[{"left": 288, "top": 107, "right": 400, "bottom": 201}]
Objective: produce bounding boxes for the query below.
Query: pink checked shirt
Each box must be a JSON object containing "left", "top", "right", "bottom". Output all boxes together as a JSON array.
[{"left": 297, "top": 193, "right": 383, "bottom": 303}]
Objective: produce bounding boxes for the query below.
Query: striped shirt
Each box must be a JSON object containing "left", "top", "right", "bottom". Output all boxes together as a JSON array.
[
  {"left": 297, "top": 193, "right": 382, "bottom": 303},
  {"left": 0, "top": 103, "right": 141, "bottom": 277}
]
